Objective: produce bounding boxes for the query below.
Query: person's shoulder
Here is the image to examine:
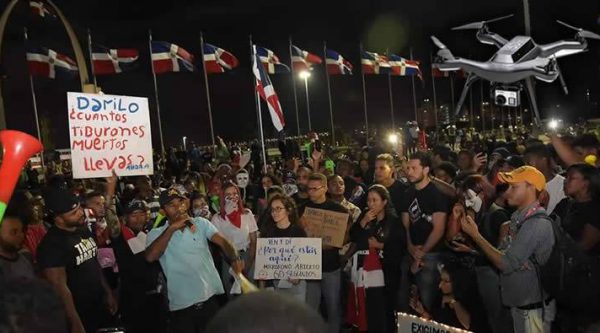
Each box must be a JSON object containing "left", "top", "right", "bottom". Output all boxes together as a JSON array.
[{"left": 326, "top": 200, "right": 348, "bottom": 213}]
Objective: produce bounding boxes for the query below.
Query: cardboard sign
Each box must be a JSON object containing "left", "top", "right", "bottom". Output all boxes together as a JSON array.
[
  {"left": 397, "top": 312, "right": 472, "bottom": 333},
  {"left": 302, "top": 207, "right": 349, "bottom": 248},
  {"left": 67, "top": 92, "right": 153, "bottom": 178},
  {"left": 254, "top": 238, "right": 322, "bottom": 280}
]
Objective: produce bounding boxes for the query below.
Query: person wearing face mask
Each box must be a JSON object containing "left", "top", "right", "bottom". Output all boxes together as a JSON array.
[
  {"left": 342, "top": 185, "right": 404, "bottom": 333},
  {"left": 190, "top": 192, "right": 212, "bottom": 220},
  {"left": 211, "top": 182, "right": 258, "bottom": 298}
]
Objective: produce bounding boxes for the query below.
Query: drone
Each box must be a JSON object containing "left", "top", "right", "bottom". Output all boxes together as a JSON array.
[{"left": 431, "top": 14, "right": 600, "bottom": 125}]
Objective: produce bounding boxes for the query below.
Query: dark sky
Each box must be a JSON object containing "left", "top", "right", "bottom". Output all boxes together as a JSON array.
[{"left": 2, "top": 0, "right": 599, "bottom": 148}]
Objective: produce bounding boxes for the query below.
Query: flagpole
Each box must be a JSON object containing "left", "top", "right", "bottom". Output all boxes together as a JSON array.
[
  {"left": 450, "top": 75, "right": 456, "bottom": 117},
  {"left": 410, "top": 47, "right": 418, "bottom": 122},
  {"left": 199, "top": 32, "right": 216, "bottom": 147},
  {"left": 469, "top": 85, "right": 474, "bottom": 129},
  {"left": 359, "top": 42, "right": 369, "bottom": 145},
  {"left": 289, "top": 36, "right": 301, "bottom": 135},
  {"left": 148, "top": 30, "right": 165, "bottom": 156},
  {"left": 430, "top": 53, "right": 439, "bottom": 130},
  {"left": 249, "top": 35, "right": 267, "bottom": 173},
  {"left": 303, "top": 72, "right": 311, "bottom": 132},
  {"left": 23, "top": 28, "right": 44, "bottom": 172},
  {"left": 386, "top": 48, "right": 395, "bottom": 130},
  {"left": 86, "top": 28, "right": 98, "bottom": 90},
  {"left": 324, "top": 41, "right": 335, "bottom": 144},
  {"left": 480, "top": 80, "right": 485, "bottom": 132}
]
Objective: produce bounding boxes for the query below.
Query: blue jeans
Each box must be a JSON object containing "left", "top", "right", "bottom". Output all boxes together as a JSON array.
[{"left": 306, "top": 269, "right": 341, "bottom": 333}]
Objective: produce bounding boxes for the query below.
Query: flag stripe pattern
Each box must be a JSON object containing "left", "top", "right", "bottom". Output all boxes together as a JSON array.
[
  {"left": 325, "top": 49, "right": 353, "bottom": 75},
  {"left": 388, "top": 54, "right": 423, "bottom": 80},
  {"left": 203, "top": 43, "right": 239, "bottom": 73},
  {"left": 151, "top": 41, "right": 194, "bottom": 74},
  {"left": 256, "top": 46, "right": 290, "bottom": 74},
  {"left": 26, "top": 46, "right": 78, "bottom": 79},
  {"left": 92, "top": 45, "right": 139, "bottom": 75},
  {"left": 291, "top": 45, "right": 322, "bottom": 72},
  {"left": 252, "top": 45, "right": 285, "bottom": 132}
]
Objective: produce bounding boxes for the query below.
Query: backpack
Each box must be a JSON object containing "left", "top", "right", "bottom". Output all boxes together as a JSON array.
[{"left": 532, "top": 210, "right": 600, "bottom": 312}]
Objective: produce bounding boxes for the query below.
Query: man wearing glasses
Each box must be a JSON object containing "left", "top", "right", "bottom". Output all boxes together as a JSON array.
[{"left": 299, "top": 173, "right": 350, "bottom": 333}]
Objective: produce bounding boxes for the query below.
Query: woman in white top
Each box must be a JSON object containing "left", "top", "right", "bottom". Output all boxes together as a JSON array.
[{"left": 211, "top": 181, "right": 258, "bottom": 297}]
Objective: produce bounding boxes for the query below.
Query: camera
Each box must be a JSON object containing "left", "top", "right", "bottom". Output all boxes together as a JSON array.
[{"left": 494, "top": 86, "right": 521, "bottom": 107}]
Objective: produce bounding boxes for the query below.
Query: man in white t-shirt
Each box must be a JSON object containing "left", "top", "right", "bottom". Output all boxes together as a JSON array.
[{"left": 524, "top": 143, "right": 566, "bottom": 214}]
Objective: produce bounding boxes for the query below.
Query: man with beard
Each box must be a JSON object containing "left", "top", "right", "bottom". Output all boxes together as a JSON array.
[
  {"left": 400, "top": 152, "right": 449, "bottom": 314},
  {"left": 38, "top": 187, "right": 117, "bottom": 333},
  {"left": 292, "top": 166, "right": 312, "bottom": 207}
]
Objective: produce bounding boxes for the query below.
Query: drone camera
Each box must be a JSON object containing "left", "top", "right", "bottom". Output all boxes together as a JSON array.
[{"left": 494, "top": 87, "right": 521, "bottom": 107}]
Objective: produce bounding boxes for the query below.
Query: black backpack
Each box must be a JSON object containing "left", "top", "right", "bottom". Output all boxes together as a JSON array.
[{"left": 532, "top": 211, "right": 600, "bottom": 311}]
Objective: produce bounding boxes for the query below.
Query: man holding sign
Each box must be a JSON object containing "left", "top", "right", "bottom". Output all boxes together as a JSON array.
[{"left": 299, "top": 173, "right": 350, "bottom": 333}]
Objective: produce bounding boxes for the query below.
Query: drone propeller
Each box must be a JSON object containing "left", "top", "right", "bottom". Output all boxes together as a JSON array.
[
  {"left": 452, "top": 14, "right": 514, "bottom": 31},
  {"left": 430, "top": 36, "right": 447, "bottom": 49},
  {"left": 556, "top": 20, "right": 600, "bottom": 40}
]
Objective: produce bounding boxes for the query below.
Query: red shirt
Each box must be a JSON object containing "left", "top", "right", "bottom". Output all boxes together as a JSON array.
[{"left": 24, "top": 223, "right": 47, "bottom": 262}]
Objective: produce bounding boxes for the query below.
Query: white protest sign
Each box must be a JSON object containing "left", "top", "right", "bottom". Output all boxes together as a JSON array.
[
  {"left": 67, "top": 92, "right": 153, "bottom": 178},
  {"left": 397, "top": 312, "right": 472, "bottom": 333},
  {"left": 254, "top": 238, "right": 322, "bottom": 280}
]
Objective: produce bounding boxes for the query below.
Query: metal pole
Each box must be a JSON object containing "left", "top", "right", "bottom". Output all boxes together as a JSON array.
[
  {"left": 431, "top": 53, "right": 439, "bottom": 130},
  {"left": 324, "top": 41, "right": 335, "bottom": 143},
  {"left": 86, "top": 29, "right": 97, "bottom": 89},
  {"left": 24, "top": 28, "right": 44, "bottom": 171},
  {"left": 289, "top": 36, "right": 301, "bottom": 135},
  {"left": 359, "top": 42, "right": 369, "bottom": 145},
  {"left": 450, "top": 76, "right": 455, "bottom": 116},
  {"left": 250, "top": 36, "right": 268, "bottom": 173},
  {"left": 199, "top": 32, "right": 216, "bottom": 146},
  {"left": 523, "top": 0, "right": 531, "bottom": 36},
  {"left": 469, "top": 86, "right": 474, "bottom": 128},
  {"left": 410, "top": 48, "right": 418, "bottom": 122},
  {"left": 304, "top": 76, "right": 311, "bottom": 131},
  {"left": 480, "top": 81, "right": 485, "bottom": 132},
  {"left": 386, "top": 48, "right": 395, "bottom": 130},
  {"left": 148, "top": 30, "right": 165, "bottom": 156}
]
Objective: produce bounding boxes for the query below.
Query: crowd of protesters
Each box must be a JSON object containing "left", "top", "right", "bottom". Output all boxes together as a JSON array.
[{"left": 0, "top": 126, "right": 599, "bottom": 333}]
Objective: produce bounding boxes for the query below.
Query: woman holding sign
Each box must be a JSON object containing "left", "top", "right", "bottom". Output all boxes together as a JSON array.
[
  {"left": 211, "top": 182, "right": 258, "bottom": 298},
  {"left": 343, "top": 184, "right": 404, "bottom": 333},
  {"left": 259, "top": 193, "right": 308, "bottom": 301}
]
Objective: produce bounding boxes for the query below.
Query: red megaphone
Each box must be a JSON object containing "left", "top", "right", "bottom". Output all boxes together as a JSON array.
[{"left": 0, "top": 130, "right": 43, "bottom": 220}]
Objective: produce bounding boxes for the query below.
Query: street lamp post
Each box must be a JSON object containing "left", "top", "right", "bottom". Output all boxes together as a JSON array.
[{"left": 299, "top": 70, "right": 312, "bottom": 131}]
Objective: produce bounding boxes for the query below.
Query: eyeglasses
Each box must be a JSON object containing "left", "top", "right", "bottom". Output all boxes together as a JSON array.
[
  {"left": 225, "top": 193, "right": 240, "bottom": 199},
  {"left": 307, "top": 186, "right": 325, "bottom": 192},
  {"left": 271, "top": 206, "right": 287, "bottom": 213}
]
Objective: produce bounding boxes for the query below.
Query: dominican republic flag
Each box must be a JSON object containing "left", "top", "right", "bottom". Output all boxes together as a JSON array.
[
  {"left": 361, "top": 51, "right": 391, "bottom": 75},
  {"left": 326, "top": 49, "right": 353, "bottom": 75},
  {"left": 92, "top": 45, "right": 138, "bottom": 75},
  {"left": 151, "top": 41, "right": 194, "bottom": 74},
  {"left": 388, "top": 54, "right": 423, "bottom": 80},
  {"left": 26, "top": 47, "right": 78, "bottom": 79},
  {"left": 252, "top": 45, "right": 285, "bottom": 132},
  {"left": 291, "top": 45, "right": 322, "bottom": 72},
  {"left": 29, "top": 0, "right": 56, "bottom": 18},
  {"left": 432, "top": 67, "right": 465, "bottom": 79},
  {"left": 203, "top": 43, "right": 239, "bottom": 73},
  {"left": 255, "top": 46, "right": 290, "bottom": 74}
]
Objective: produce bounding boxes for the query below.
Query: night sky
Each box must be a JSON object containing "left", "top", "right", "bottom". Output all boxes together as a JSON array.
[{"left": 2, "top": 0, "right": 599, "bottom": 148}]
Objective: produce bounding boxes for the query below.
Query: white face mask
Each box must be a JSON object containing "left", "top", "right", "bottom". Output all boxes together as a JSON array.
[
  {"left": 283, "top": 183, "right": 298, "bottom": 197},
  {"left": 225, "top": 198, "right": 238, "bottom": 214},
  {"left": 236, "top": 172, "right": 249, "bottom": 189},
  {"left": 193, "top": 206, "right": 211, "bottom": 219},
  {"left": 464, "top": 189, "right": 483, "bottom": 213}
]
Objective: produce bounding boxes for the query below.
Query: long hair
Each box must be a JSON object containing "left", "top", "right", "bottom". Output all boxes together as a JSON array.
[
  {"left": 262, "top": 193, "right": 299, "bottom": 237},
  {"left": 567, "top": 163, "right": 600, "bottom": 201},
  {"left": 219, "top": 181, "right": 245, "bottom": 218},
  {"left": 440, "top": 260, "right": 480, "bottom": 308},
  {"left": 366, "top": 184, "right": 397, "bottom": 219}
]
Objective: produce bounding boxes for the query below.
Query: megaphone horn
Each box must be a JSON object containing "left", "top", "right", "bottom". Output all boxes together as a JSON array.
[{"left": 0, "top": 130, "right": 43, "bottom": 225}]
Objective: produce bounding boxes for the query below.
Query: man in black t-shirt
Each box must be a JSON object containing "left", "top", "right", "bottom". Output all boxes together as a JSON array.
[
  {"left": 37, "top": 188, "right": 117, "bottom": 333},
  {"left": 400, "top": 152, "right": 448, "bottom": 314},
  {"left": 112, "top": 200, "right": 167, "bottom": 333},
  {"left": 374, "top": 153, "right": 408, "bottom": 216},
  {"left": 299, "top": 173, "right": 349, "bottom": 333}
]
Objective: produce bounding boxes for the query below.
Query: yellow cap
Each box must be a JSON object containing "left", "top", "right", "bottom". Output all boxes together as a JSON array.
[{"left": 498, "top": 166, "right": 546, "bottom": 191}]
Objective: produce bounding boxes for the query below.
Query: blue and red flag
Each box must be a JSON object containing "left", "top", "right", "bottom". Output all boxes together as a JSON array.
[
  {"left": 92, "top": 45, "right": 139, "bottom": 75},
  {"left": 255, "top": 46, "right": 290, "bottom": 74},
  {"left": 151, "top": 41, "right": 194, "bottom": 74},
  {"left": 252, "top": 45, "right": 285, "bottom": 132},
  {"left": 291, "top": 45, "right": 322, "bottom": 72},
  {"left": 26, "top": 46, "right": 78, "bottom": 79},
  {"left": 388, "top": 54, "right": 423, "bottom": 80},
  {"left": 325, "top": 49, "right": 353, "bottom": 75},
  {"left": 361, "top": 51, "right": 391, "bottom": 75},
  {"left": 203, "top": 43, "right": 239, "bottom": 73}
]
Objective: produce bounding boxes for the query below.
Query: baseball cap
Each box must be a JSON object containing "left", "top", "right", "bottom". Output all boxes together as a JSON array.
[
  {"left": 498, "top": 166, "right": 546, "bottom": 191},
  {"left": 43, "top": 187, "right": 80, "bottom": 215},
  {"left": 124, "top": 200, "right": 149, "bottom": 214},
  {"left": 159, "top": 187, "right": 186, "bottom": 207}
]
